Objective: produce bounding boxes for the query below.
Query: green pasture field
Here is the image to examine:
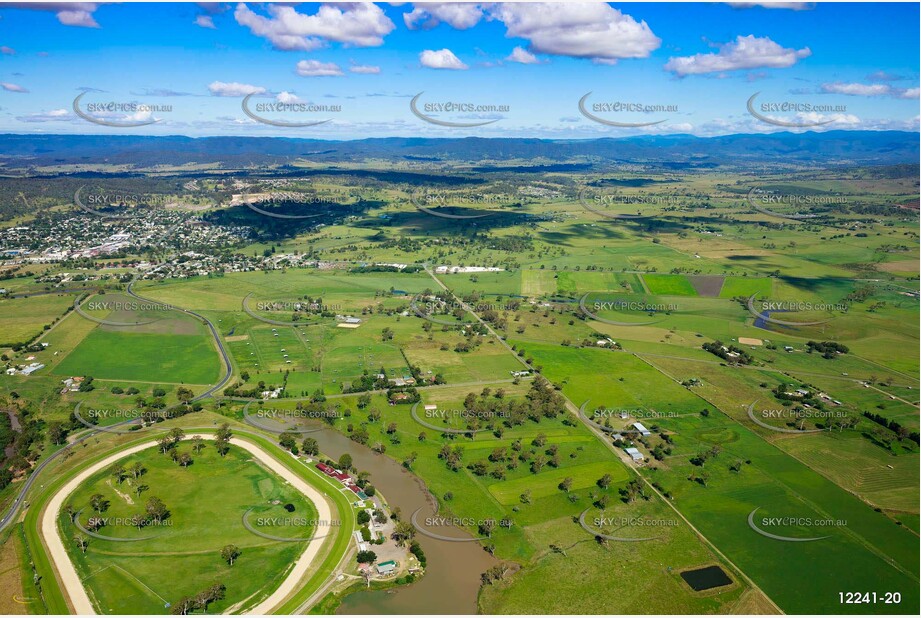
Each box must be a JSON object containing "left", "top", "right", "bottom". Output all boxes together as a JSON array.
[
  {"left": 135, "top": 270, "right": 435, "bottom": 313},
  {"left": 639, "top": 351, "right": 918, "bottom": 478},
  {"left": 479, "top": 497, "right": 756, "bottom": 615},
  {"left": 719, "top": 276, "right": 773, "bottom": 298},
  {"left": 0, "top": 293, "right": 77, "bottom": 344},
  {"left": 642, "top": 274, "right": 699, "bottom": 297},
  {"left": 442, "top": 271, "right": 524, "bottom": 297},
  {"left": 511, "top": 342, "right": 705, "bottom": 415},
  {"left": 52, "top": 327, "right": 220, "bottom": 386},
  {"left": 529, "top": 344, "right": 920, "bottom": 614},
  {"left": 780, "top": 432, "right": 919, "bottom": 514},
  {"left": 486, "top": 461, "right": 627, "bottom": 505}
]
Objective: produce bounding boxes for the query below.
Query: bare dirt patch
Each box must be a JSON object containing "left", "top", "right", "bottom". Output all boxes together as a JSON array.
[
  {"left": 687, "top": 275, "right": 725, "bottom": 297},
  {"left": 105, "top": 479, "right": 135, "bottom": 505}
]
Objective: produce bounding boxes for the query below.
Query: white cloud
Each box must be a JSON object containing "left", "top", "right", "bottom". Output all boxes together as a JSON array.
[
  {"left": 16, "top": 109, "right": 72, "bottom": 122},
  {"left": 821, "top": 82, "right": 920, "bottom": 99},
  {"left": 491, "top": 3, "right": 660, "bottom": 63},
  {"left": 1, "top": 46, "right": 16, "bottom": 55},
  {"left": 404, "top": 3, "right": 485, "bottom": 30},
  {"left": 727, "top": 2, "right": 814, "bottom": 9},
  {"left": 664, "top": 35, "right": 810, "bottom": 76},
  {"left": 401, "top": 3, "right": 659, "bottom": 64},
  {"left": 350, "top": 64, "right": 381, "bottom": 74},
  {"left": 794, "top": 111, "right": 862, "bottom": 126},
  {"left": 234, "top": 2, "right": 395, "bottom": 52},
  {"left": 7, "top": 2, "right": 105, "bottom": 28},
  {"left": 506, "top": 46, "right": 541, "bottom": 65},
  {"left": 821, "top": 82, "right": 891, "bottom": 96},
  {"left": 208, "top": 81, "right": 266, "bottom": 97},
  {"left": 295, "top": 59, "right": 344, "bottom": 77},
  {"left": 1, "top": 82, "right": 29, "bottom": 93},
  {"left": 195, "top": 15, "right": 216, "bottom": 29},
  {"left": 276, "top": 91, "right": 303, "bottom": 104},
  {"left": 419, "top": 48, "right": 468, "bottom": 70}
]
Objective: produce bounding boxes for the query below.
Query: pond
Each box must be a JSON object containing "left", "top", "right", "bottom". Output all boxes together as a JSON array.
[{"left": 680, "top": 565, "right": 733, "bottom": 591}]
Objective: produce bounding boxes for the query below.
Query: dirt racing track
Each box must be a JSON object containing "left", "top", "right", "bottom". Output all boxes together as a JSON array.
[{"left": 39, "top": 435, "right": 341, "bottom": 615}]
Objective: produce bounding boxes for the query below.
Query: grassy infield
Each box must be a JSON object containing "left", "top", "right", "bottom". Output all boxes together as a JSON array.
[
  {"left": 62, "top": 443, "right": 317, "bottom": 613},
  {"left": 18, "top": 425, "right": 355, "bottom": 615}
]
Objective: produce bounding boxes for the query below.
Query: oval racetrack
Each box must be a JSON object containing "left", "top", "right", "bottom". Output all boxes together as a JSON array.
[{"left": 42, "top": 436, "right": 334, "bottom": 615}]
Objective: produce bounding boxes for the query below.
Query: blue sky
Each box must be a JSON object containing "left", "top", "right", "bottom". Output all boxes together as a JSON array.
[{"left": 0, "top": 2, "right": 918, "bottom": 138}]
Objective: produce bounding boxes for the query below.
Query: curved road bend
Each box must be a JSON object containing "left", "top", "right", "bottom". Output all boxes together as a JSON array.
[{"left": 0, "top": 282, "right": 234, "bottom": 533}]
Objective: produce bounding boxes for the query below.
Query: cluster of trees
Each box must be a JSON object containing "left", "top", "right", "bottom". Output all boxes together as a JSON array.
[
  {"left": 454, "top": 377, "right": 569, "bottom": 436},
  {"left": 386, "top": 386, "right": 420, "bottom": 404},
  {"left": 214, "top": 423, "right": 232, "bottom": 456},
  {"left": 344, "top": 367, "right": 392, "bottom": 393},
  {"left": 409, "top": 540, "right": 426, "bottom": 568},
  {"left": 863, "top": 411, "right": 920, "bottom": 445},
  {"left": 170, "top": 583, "right": 226, "bottom": 615},
  {"left": 72, "top": 388, "right": 202, "bottom": 435},
  {"left": 480, "top": 564, "right": 510, "bottom": 586},
  {"left": 438, "top": 443, "right": 465, "bottom": 471},
  {"left": 110, "top": 385, "right": 141, "bottom": 396},
  {"left": 157, "top": 428, "right": 187, "bottom": 454},
  {"left": 618, "top": 479, "right": 648, "bottom": 503},
  {"left": 690, "top": 445, "right": 722, "bottom": 468},
  {"left": 467, "top": 435, "right": 563, "bottom": 480},
  {"left": 350, "top": 264, "right": 424, "bottom": 274},
  {"left": 806, "top": 340, "right": 849, "bottom": 359},
  {"left": 223, "top": 378, "right": 282, "bottom": 399},
  {"left": 110, "top": 460, "right": 146, "bottom": 486},
  {"left": 356, "top": 550, "right": 377, "bottom": 564},
  {"left": 0, "top": 402, "right": 42, "bottom": 489},
  {"left": 770, "top": 384, "right": 834, "bottom": 419},
  {"left": 79, "top": 494, "right": 170, "bottom": 533},
  {"left": 702, "top": 340, "right": 754, "bottom": 365}
]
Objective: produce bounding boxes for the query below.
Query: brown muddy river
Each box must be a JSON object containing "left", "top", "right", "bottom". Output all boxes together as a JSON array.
[{"left": 308, "top": 427, "right": 496, "bottom": 614}]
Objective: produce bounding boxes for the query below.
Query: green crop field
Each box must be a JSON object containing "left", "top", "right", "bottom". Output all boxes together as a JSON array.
[
  {"left": 53, "top": 328, "right": 220, "bottom": 386},
  {"left": 642, "top": 274, "right": 699, "bottom": 297},
  {"left": 719, "top": 277, "right": 774, "bottom": 298}
]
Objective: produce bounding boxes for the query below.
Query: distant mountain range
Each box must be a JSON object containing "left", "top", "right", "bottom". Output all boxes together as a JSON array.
[{"left": 0, "top": 131, "right": 917, "bottom": 169}]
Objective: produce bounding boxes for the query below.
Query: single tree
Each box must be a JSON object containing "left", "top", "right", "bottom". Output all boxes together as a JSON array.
[{"left": 221, "top": 544, "right": 241, "bottom": 566}]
